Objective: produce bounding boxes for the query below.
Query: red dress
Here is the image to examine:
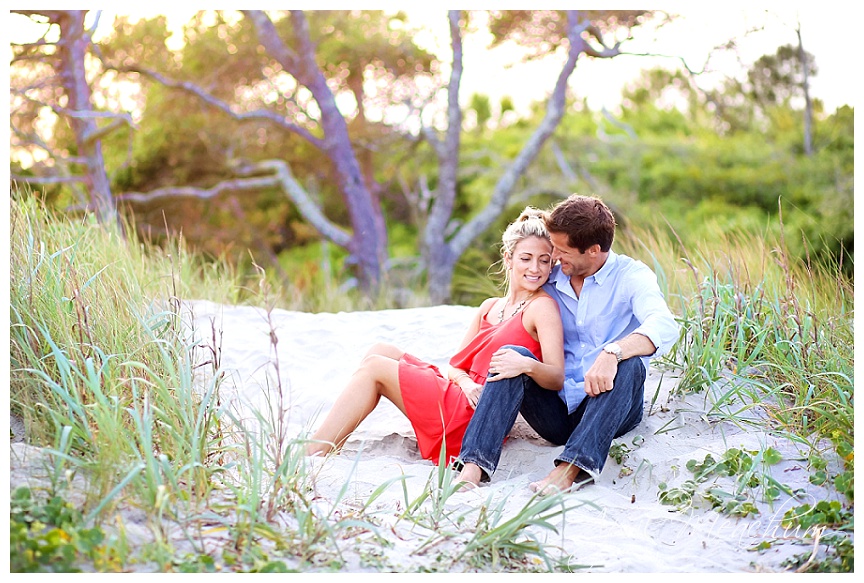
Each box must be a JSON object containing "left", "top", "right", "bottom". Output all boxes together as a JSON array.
[{"left": 398, "top": 304, "right": 545, "bottom": 464}]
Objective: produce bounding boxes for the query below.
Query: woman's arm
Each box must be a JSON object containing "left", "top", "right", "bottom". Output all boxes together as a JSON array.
[
  {"left": 488, "top": 296, "right": 565, "bottom": 390},
  {"left": 448, "top": 299, "right": 494, "bottom": 407},
  {"left": 447, "top": 297, "right": 493, "bottom": 383}
]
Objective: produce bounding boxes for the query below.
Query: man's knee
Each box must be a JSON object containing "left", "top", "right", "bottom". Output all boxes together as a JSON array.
[{"left": 615, "top": 357, "right": 646, "bottom": 385}]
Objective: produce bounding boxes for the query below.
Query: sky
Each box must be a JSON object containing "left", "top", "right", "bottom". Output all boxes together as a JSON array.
[
  {"left": 6, "top": 3, "right": 859, "bottom": 116},
  {"left": 405, "top": 3, "right": 859, "bottom": 114}
]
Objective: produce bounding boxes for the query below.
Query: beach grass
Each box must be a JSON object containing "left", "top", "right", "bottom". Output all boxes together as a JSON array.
[
  {"left": 9, "top": 192, "right": 853, "bottom": 572},
  {"left": 617, "top": 223, "right": 853, "bottom": 473}
]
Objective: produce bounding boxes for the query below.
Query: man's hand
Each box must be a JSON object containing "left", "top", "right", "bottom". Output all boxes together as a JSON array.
[{"left": 583, "top": 352, "right": 618, "bottom": 397}]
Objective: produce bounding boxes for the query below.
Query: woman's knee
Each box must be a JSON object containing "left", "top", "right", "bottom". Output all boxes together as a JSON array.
[
  {"left": 357, "top": 353, "right": 389, "bottom": 377},
  {"left": 357, "top": 353, "right": 401, "bottom": 393},
  {"left": 365, "top": 342, "right": 403, "bottom": 360}
]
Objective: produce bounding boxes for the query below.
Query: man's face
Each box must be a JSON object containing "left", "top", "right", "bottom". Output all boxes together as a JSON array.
[{"left": 549, "top": 232, "right": 591, "bottom": 277}]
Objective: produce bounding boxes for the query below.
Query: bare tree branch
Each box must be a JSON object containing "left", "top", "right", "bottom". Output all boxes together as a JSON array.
[
  {"left": 10, "top": 41, "right": 58, "bottom": 53},
  {"left": 242, "top": 10, "right": 387, "bottom": 290},
  {"left": 421, "top": 124, "right": 445, "bottom": 158},
  {"left": 50, "top": 10, "right": 117, "bottom": 225},
  {"left": 242, "top": 10, "right": 301, "bottom": 70},
  {"left": 82, "top": 116, "right": 135, "bottom": 145},
  {"left": 582, "top": 42, "right": 623, "bottom": 59},
  {"left": 425, "top": 10, "right": 464, "bottom": 266},
  {"left": 448, "top": 10, "right": 587, "bottom": 255},
  {"left": 116, "top": 159, "right": 352, "bottom": 248},
  {"left": 551, "top": 141, "right": 578, "bottom": 183},
  {"left": 582, "top": 23, "right": 623, "bottom": 58},
  {"left": 600, "top": 107, "right": 637, "bottom": 139},
  {"left": 796, "top": 22, "right": 813, "bottom": 156},
  {"left": 106, "top": 64, "right": 327, "bottom": 150},
  {"left": 21, "top": 93, "right": 138, "bottom": 145},
  {"left": 10, "top": 125, "right": 57, "bottom": 158},
  {"left": 84, "top": 10, "right": 101, "bottom": 40}
]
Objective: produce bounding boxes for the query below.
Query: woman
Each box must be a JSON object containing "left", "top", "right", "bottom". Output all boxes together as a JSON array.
[{"left": 306, "top": 207, "right": 564, "bottom": 465}]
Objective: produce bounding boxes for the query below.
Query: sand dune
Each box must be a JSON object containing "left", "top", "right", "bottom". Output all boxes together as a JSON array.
[{"left": 180, "top": 300, "right": 841, "bottom": 572}]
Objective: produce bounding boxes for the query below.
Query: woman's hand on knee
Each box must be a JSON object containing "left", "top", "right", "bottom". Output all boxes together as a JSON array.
[{"left": 488, "top": 347, "right": 533, "bottom": 380}]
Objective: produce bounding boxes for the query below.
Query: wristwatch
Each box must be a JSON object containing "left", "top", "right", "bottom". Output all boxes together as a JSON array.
[{"left": 603, "top": 342, "right": 623, "bottom": 362}]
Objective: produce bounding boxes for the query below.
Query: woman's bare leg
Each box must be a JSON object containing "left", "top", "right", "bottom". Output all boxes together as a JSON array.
[{"left": 306, "top": 343, "right": 407, "bottom": 455}]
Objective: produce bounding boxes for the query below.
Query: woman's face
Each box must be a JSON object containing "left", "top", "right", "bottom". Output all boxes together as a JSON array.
[{"left": 507, "top": 235, "right": 553, "bottom": 292}]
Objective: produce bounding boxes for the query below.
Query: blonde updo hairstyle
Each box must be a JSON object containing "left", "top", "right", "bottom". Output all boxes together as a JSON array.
[{"left": 495, "top": 206, "right": 552, "bottom": 290}]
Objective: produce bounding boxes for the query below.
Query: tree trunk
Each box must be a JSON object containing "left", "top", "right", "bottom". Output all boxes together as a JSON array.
[
  {"left": 424, "top": 11, "right": 464, "bottom": 305},
  {"left": 244, "top": 10, "right": 387, "bottom": 293},
  {"left": 425, "top": 11, "right": 595, "bottom": 304},
  {"left": 55, "top": 11, "right": 118, "bottom": 227}
]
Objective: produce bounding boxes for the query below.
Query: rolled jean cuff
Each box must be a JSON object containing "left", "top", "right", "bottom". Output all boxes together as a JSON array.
[{"left": 554, "top": 455, "right": 600, "bottom": 481}]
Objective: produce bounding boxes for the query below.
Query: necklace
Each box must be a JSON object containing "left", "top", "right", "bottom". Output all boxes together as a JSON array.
[{"left": 498, "top": 291, "right": 535, "bottom": 323}]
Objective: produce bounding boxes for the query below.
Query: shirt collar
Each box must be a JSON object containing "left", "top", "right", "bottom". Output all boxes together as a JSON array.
[
  {"left": 551, "top": 264, "right": 570, "bottom": 291},
  {"left": 549, "top": 250, "right": 618, "bottom": 294},
  {"left": 592, "top": 250, "right": 618, "bottom": 286}
]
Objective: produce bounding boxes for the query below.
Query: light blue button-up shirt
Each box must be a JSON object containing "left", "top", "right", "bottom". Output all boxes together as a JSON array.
[{"left": 543, "top": 250, "right": 680, "bottom": 413}]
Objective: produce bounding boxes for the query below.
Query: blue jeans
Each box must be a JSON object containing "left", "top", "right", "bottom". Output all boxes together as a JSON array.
[{"left": 457, "top": 345, "right": 646, "bottom": 481}]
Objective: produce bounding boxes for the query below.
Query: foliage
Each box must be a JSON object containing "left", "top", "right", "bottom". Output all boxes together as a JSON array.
[
  {"left": 615, "top": 212, "right": 852, "bottom": 572},
  {"left": 8, "top": 190, "right": 587, "bottom": 572},
  {"left": 401, "top": 456, "right": 585, "bottom": 571},
  {"left": 779, "top": 502, "right": 854, "bottom": 573},
  {"left": 486, "top": 10, "right": 654, "bottom": 59},
  {"left": 781, "top": 532, "right": 854, "bottom": 573},
  {"left": 12, "top": 10, "right": 852, "bottom": 305},
  {"left": 658, "top": 446, "right": 785, "bottom": 517},
  {"left": 7, "top": 14, "right": 855, "bottom": 568},
  {"left": 10, "top": 487, "right": 114, "bottom": 572}
]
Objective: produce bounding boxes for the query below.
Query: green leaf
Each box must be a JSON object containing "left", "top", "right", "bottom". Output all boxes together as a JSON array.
[{"left": 762, "top": 447, "right": 783, "bottom": 465}]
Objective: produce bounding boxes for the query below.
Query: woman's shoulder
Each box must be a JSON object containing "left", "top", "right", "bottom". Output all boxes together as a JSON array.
[
  {"left": 522, "top": 291, "right": 560, "bottom": 321},
  {"left": 475, "top": 296, "right": 500, "bottom": 319},
  {"left": 478, "top": 296, "right": 500, "bottom": 311},
  {"left": 527, "top": 291, "right": 559, "bottom": 310}
]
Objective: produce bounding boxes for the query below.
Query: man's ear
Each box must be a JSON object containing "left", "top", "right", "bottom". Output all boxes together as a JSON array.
[{"left": 586, "top": 243, "right": 602, "bottom": 256}]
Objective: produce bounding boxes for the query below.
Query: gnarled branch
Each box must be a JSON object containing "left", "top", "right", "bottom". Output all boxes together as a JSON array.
[
  {"left": 448, "top": 9, "right": 587, "bottom": 255},
  {"left": 106, "top": 64, "right": 326, "bottom": 151},
  {"left": 116, "top": 159, "right": 352, "bottom": 248}
]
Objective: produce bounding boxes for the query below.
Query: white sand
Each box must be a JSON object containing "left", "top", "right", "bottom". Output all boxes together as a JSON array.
[
  {"left": 8, "top": 300, "right": 842, "bottom": 572},
  {"left": 180, "top": 300, "right": 842, "bottom": 572}
]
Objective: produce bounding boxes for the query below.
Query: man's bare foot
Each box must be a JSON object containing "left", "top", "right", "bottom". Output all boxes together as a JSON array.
[
  {"left": 529, "top": 463, "right": 592, "bottom": 496},
  {"left": 455, "top": 462, "right": 484, "bottom": 488}
]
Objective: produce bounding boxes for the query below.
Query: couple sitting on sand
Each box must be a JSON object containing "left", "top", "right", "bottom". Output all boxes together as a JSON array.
[{"left": 307, "top": 194, "right": 679, "bottom": 495}]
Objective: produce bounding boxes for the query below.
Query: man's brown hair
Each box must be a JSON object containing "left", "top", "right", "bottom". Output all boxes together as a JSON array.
[{"left": 545, "top": 194, "right": 616, "bottom": 252}]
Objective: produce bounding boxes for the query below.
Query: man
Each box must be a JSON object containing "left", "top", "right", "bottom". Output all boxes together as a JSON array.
[{"left": 456, "top": 194, "right": 680, "bottom": 493}]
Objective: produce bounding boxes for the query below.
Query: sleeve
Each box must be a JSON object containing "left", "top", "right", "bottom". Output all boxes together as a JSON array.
[{"left": 629, "top": 265, "right": 680, "bottom": 358}]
